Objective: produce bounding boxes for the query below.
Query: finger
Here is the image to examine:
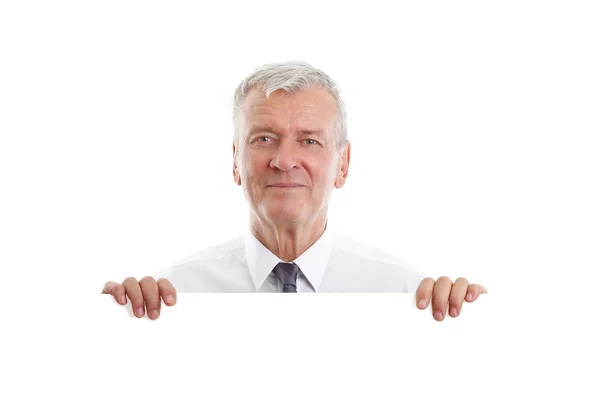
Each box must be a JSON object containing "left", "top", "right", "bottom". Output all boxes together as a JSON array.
[
  {"left": 139, "top": 276, "right": 161, "bottom": 320},
  {"left": 448, "top": 277, "right": 469, "bottom": 317},
  {"left": 123, "top": 277, "right": 145, "bottom": 318},
  {"left": 415, "top": 277, "right": 435, "bottom": 309},
  {"left": 102, "top": 281, "right": 127, "bottom": 305},
  {"left": 466, "top": 284, "right": 488, "bottom": 302},
  {"left": 157, "top": 278, "right": 177, "bottom": 306},
  {"left": 431, "top": 276, "right": 453, "bottom": 321}
]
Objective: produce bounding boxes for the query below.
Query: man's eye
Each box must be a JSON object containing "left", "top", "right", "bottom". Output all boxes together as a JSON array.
[
  {"left": 257, "top": 137, "right": 271, "bottom": 142},
  {"left": 304, "top": 139, "right": 317, "bottom": 145}
]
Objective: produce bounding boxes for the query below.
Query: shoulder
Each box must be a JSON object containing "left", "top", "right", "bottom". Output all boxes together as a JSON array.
[
  {"left": 331, "top": 231, "right": 412, "bottom": 267},
  {"left": 153, "top": 234, "right": 246, "bottom": 285},
  {"left": 330, "top": 231, "right": 425, "bottom": 291},
  {"left": 169, "top": 234, "right": 246, "bottom": 266}
]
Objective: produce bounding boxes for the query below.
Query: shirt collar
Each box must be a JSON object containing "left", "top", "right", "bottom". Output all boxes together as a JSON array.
[{"left": 245, "top": 223, "right": 333, "bottom": 292}]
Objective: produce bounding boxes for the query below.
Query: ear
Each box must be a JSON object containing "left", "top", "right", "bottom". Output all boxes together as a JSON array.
[
  {"left": 233, "top": 139, "right": 241, "bottom": 186},
  {"left": 334, "top": 140, "right": 351, "bottom": 189}
]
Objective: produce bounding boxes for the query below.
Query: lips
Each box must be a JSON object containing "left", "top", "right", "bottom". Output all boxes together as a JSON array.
[{"left": 267, "top": 183, "right": 303, "bottom": 187}]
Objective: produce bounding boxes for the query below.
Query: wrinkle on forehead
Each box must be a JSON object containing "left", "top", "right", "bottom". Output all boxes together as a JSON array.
[{"left": 241, "top": 86, "right": 337, "bottom": 137}]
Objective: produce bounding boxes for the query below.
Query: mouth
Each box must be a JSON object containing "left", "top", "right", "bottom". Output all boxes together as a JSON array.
[{"left": 267, "top": 184, "right": 303, "bottom": 188}]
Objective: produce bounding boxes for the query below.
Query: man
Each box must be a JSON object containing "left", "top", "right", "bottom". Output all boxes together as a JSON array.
[{"left": 102, "top": 61, "right": 487, "bottom": 321}]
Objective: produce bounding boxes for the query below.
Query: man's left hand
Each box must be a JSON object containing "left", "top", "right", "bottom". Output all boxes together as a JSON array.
[{"left": 416, "top": 276, "right": 487, "bottom": 321}]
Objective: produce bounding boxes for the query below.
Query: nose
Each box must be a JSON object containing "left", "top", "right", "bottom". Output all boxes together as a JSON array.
[{"left": 270, "top": 139, "right": 300, "bottom": 172}]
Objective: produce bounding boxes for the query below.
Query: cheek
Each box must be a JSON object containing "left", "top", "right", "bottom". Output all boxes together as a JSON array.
[
  {"left": 241, "top": 153, "right": 268, "bottom": 186},
  {"left": 308, "top": 157, "right": 337, "bottom": 188}
]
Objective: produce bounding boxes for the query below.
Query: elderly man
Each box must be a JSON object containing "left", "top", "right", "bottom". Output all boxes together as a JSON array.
[{"left": 102, "top": 61, "right": 487, "bottom": 321}]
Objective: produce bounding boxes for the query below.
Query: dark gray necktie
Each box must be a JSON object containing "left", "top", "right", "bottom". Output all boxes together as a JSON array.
[{"left": 274, "top": 262, "right": 299, "bottom": 293}]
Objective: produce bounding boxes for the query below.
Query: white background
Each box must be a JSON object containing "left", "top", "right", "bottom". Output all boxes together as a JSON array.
[{"left": 1, "top": 1, "right": 599, "bottom": 398}]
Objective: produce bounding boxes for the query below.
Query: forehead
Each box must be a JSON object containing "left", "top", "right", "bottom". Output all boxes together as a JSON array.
[{"left": 240, "top": 86, "right": 337, "bottom": 132}]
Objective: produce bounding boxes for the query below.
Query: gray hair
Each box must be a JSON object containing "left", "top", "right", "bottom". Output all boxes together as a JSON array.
[{"left": 232, "top": 61, "right": 348, "bottom": 150}]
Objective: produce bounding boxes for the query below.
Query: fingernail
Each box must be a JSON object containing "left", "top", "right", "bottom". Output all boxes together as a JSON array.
[
  {"left": 135, "top": 307, "right": 144, "bottom": 317},
  {"left": 121, "top": 295, "right": 126, "bottom": 304},
  {"left": 166, "top": 295, "right": 174, "bottom": 305},
  {"left": 466, "top": 293, "right": 473, "bottom": 301},
  {"left": 418, "top": 300, "right": 427, "bottom": 309},
  {"left": 450, "top": 307, "right": 457, "bottom": 317},
  {"left": 434, "top": 311, "right": 443, "bottom": 321},
  {"left": 149, "top": 310, "right": 159, "bottom": 320}
]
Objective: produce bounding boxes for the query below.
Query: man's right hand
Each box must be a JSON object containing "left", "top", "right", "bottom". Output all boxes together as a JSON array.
[{"left": 101, "top": 277, "right": 177, "bottom": 320}]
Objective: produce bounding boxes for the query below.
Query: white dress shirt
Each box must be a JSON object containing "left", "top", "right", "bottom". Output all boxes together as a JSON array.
[{"left": 153, "top": 225, "right": 425, "bottom": 293}]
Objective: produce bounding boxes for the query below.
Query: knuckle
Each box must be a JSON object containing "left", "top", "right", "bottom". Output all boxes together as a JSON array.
[
  {"left": 145, "top": 297, "right": 160, "bottom": 308},
  {"left": 157, "top": 278, "right": 175, "bottom": 292},
  {"left": 450, "top": 289, "right": 463, "bottom": 299},
  {"left": 122, "top": 276, "right": 137, "bottom": 285},
  {"left": 423, "top": 277, "right": 435, "bottom": 285},
  {"left": 125, "top": 288, "right": 140, "bottom": 300},
  {"left": 140, "top": 294, "right": 159, "bottom": 306},
  {"left": 140, "top": 276, "right": 156, "bottom": 284},
  {"left": 456, "top": 277, "right": 469, "bottom": 285},
  {"left": 417, "top": 278, "right": 434, "bottom": 293},
  {"left": 432, "top": 298, "right": 447, "bottom": 308},
  {"left": 131, "top": 300, "right": 144, "bottom": 309},
  {"left": 437, "top": 276, "right": 452, "bottom": 284},
  {"left": 449, "top": 297, "right": 462, "bottom": 308}
]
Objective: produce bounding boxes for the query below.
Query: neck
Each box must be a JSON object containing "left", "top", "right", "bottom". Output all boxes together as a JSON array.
[{"left": 250, "top": 212, "right": 328, "bottom": 262}]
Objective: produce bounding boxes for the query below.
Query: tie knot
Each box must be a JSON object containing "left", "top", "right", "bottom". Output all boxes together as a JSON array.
[{"left": 274, "top": 262, "right": 299, "bottom": 293}]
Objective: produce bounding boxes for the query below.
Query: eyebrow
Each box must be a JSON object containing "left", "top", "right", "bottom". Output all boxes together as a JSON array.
[
  {"left": 248, "top": 125, "right": 325, "bottom": 137},
  {"left": 248, "top": 125, "right": 277, "bottom": 136},
  {"left": 298, "top": 129, "right": 325, "bottom": 136}
]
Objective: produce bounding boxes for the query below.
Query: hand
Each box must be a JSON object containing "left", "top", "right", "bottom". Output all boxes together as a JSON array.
[
  {"left": 101, "top": 276, "right": 177, "bottom": 320},
  {"left": 415, "top": 276, "right": 487, "bottom": 321}
]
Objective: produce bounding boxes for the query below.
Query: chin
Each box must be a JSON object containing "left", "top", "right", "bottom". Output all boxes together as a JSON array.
[{"left": 263, "top": 205, "right": 306, "bottom": 225}]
